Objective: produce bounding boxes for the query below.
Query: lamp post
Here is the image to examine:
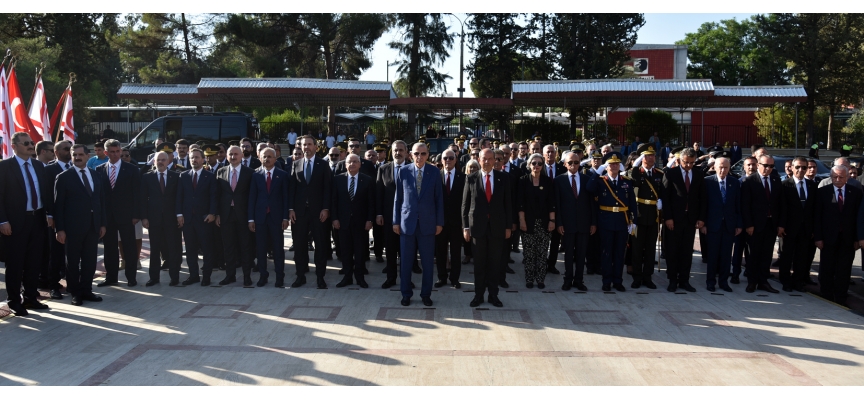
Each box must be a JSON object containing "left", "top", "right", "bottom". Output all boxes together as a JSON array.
[
  {"left": 386, "top": 60, "right": 399, "bottom": 83},
  {"left": 447, "top": 13, "right": 466, "bottom": 135}
]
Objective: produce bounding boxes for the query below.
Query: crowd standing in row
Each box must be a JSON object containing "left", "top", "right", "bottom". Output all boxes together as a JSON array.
[{"left": 1, "top": 130, "right": 862, "bottom": 317}]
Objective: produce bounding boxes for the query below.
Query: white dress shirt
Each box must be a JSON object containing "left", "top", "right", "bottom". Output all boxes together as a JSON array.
[
  {"left": 76, "top": 166, "right": 94, "bottom": 192},
  {"left": 793, "top": 176, "right": 808, "bottom": 199},
  {"left": 15, "top": 155, "right": 42, "bottom": 211},
  {"left": 567, "top": 171, "right": 580, "bottom": 196},
  {"left": 481, "top": 169, "right": 494, "bottom": 194}
]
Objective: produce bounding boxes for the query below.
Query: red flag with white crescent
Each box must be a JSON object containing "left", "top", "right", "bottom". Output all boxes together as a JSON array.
[
  {"left": 0, "top": 66, "right": 12, "bottom": 159},
  {"left": 28, "top": 76, "right": 51, "bottom": 142},
  {"left": 60, "top": 86, "right": 75, "bottom": 143},
  {"left": 6, "top": 67, "right": 40, "bottom": 143}
]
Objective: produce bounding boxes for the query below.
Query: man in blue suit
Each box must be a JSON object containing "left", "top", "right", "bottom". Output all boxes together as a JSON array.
[
  {"left": 248, "top": 148, "right": 290, "bottom": 288},
  {"left": 393, "top": 142, "right": 444, "bottom": 307},
  {"left": 588, "top": 152, "right": 636, "bottom": 292},
  {"left": 729, "top": 141, "right": 743, "bottom": 165},
  {"left": 176, "top": 148, "right": 217, "bottom": 286},
  {"left": 699, "top": 156, "right": 742, "bottom": 292}
]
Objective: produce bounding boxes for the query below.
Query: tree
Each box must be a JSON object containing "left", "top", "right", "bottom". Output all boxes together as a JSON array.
[
  {"left": 756, "top": 13, "right": 864, "bottom": 148},
  {"left": 552, "top": 13, "right": 645, "bottom": 135},
  {"left": 676, "top": 17, "right": 787, "bottom": 86},
  {"left": 624, "top": 109, "right": 679, "bottom": 145}
]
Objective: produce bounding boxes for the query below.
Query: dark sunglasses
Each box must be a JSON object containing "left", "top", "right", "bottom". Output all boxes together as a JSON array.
[
  {"left": 413, "top": 152, "right": 428, "bottom": 156},
  {"left": 469, "top": 142, "right": 479, "bottom": 146},
  {"left": 442, "top": 156, "right": 455, "bottom": 161},
  {"left": 16, "top": 141, "right": 33, "bottom": 146},
  {"left": 793, "top": 166, "right": 806, "bottom": 170},
  {"left": 565, "top": 161, "right": 579, "bottom": 165},
  {"left": 328, "top": 153, "right": 339, "bottom": 157},
  {"left": 348, "top": 144, "right": 360, "bottom": 148},
  {"left": 530, "top": 161, "right": 544, "bottom": 166},
  {"left": 760, "top": 163, "right": 775, "bottom": 168},
  {"left": 471, "top": 153, "right": 479, "bottom": 157}
]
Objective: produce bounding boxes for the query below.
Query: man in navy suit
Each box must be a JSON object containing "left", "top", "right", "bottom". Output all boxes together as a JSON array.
[
  {"left": 555, "top": 151, "right": 596, "bottom": 291},
  {"left": 699, "top": 157, "right": 741, "bottom": 292},
  {"left": 741, "top": 154, "right": 783, "bottom": 294},
  {"left": 393, "top": 142, "right": 444, "bottom": 307},
  {"left": 332, "top": 154, "right": 375, "bottom": 288},
  {"left": 96, "top": 139, "right": 141, "bottom": 287},
  {"left": 777, "top": 156, "right": 817, "bottom": 292},
  {"left": 288, "top": 135, "right": 332, "bottom": 289},
  {"left": 42, "top": 140, "right": 73, "bottom": 300},
  {"left": 248, "top": 148, "right": 290, "bottom": 287},
  {"left": 729, "top": 141, "right": 743, "bottom": 165},
  {"left": 216, "top": 145, "right": 255, "bottom": 286},
  {"left": 435, "top": 149, "right": 467, "bottom": 288},
  {"left": 54, "top": 144, "right": 107, "bottom": 306},
  {"left": 140, "top": 150, "right": 182, "bottom": 286},
  {"left": 176, "top": 148, "right": 217, "bottom": 286}
]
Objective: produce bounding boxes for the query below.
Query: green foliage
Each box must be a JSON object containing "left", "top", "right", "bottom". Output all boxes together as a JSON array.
[
  {"left": 843, "top": 110, "right": 864, "bottom": 136},
  {"left": 450, "top": 116, "right": 475, "bottom": 129},
  {"left": 388, "top": 14, "right": 453, "bottom": 97},
  {"left": 260, "top": 109, "right": 320, "bottom": 124},
  {"left": 754, "top": 105, "right": 829, "bottom": 147},
  {"left": 624, "top": 109, "right": 679, "bottom": 145}
]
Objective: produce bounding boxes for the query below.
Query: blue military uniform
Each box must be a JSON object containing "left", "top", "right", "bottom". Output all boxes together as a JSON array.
[{"left": 588, "top": 152, "right": 636, "bottom": 290}]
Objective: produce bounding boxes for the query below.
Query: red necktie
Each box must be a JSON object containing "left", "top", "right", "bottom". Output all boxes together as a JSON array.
[
  {"left": 684, "top": 170, "right": 690, "bottom": 192},
  {"left": 838, "top": 188, "right": 844, "bottom": 212},
  {"left": 571, "top": 174, "right": 578, "bottom": 199},
  {"left": 445, "top": 172, "right": 451, "bottom": 196},
  {"left": 192, "top": 171, "right": 198, "bottom": 190},
  {"left": 266, "top": 171, "right": 272, "bottom": 193},
  {"left": 485, "top": 174, "right": 492, "bottom": 203}
]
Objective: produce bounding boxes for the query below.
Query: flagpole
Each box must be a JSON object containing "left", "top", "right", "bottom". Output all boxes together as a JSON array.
[
  {"left": 51, "top": 72, "right": 75, "bottom": 142},
  {"left": 27, "top": 62, "right": 44, "bottom": 110}
]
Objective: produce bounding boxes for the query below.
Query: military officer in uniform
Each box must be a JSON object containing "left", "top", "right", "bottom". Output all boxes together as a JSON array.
[
  {"left": 588, "top": 152, "right": 636, "bottom": 292},
  {"left": 626, "top": 143, "right": 663, "bottom": 289}
]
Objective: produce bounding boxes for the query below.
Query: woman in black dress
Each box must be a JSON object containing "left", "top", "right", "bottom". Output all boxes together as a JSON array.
[{"left": 518, "top": 154, "right": 556, "bottom": 288}]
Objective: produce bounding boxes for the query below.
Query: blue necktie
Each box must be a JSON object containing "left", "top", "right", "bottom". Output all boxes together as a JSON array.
[
  {"left": 720, "top": 181, "right": 727, "bottom": 204},
  {"left": 304, "top": 160, "right": 312, "bottom": 182}
]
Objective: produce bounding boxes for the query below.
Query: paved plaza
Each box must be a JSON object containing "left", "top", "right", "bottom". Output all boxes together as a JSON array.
[{"left": 2, "top": 230, "right": 864, "bottom": 386}]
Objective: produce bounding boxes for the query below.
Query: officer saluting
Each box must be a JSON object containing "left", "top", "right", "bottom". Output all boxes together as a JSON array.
[
  {"left": 588, "top": 152, "right": 636, "bottom": 292},
  {"left": 626, "top": 143, "right": 663, "bottom": 289}
]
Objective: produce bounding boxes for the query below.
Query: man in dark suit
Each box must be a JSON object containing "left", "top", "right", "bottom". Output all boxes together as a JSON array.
[
  {"left": 239, "top": 137, "right": 262, "bottom": 169},
  {"left": 288, "top": 135, "right": 332, "bottom": 289},
  {"left": 334, "top": 138, "right": 377, "bottom": 178},
  {"left": 729, "top": 141, "right": 743, "bottom": 164},
  {"left": 176, "top": 148, "right": 218, "bottom": 286},
  {"left": 96, "top": 139, "right": 142, "bottom": 287},
  {"left": 140, "top": 149, "right": 182, "bottom": 286},
  {"left": 661, "top": 148, "right": 705, "bottom": 292},
  {"left": 741, "top": 154, "right": 783, "bottom": 293},
  {"left": 215, "top": 145, "right": 254, "bottom": 286},
  {"left": 816, "top": 165, "right": 863, "bottom": 306},
  {"left": 777, "top": 156, "right": 817, "bottom": 292},
  {"left": 0, "top": 132, "right": 52, "bottom": 315},
  {"left": 376, "top": 140, "right": 409, "bottom": 288},
  {"left": 699, "top": 157, "right": 742, "bottom": 292},
  {"left": 498, "top": 145, "right": 522, "bottom": 278},
  {"left": 53, "top": 144, "right": 108, "bottom": 307},
  {"left": 394, "top": 143, "right": 444, "bottom": 307},
  {"left": 435, "top": 149, "right": 466, "bottom": 288},
  {"left": 541, "top": 144, "right": 566, "bottom": 275},
  {"left": 626, "top": 143, "right": 664, "bottom": 289},
  {"left": 249, "top": 148, "right": 290, "bottom": 287},
  {"left": 556, "top": 151, "right": 595, "bottom": 291},
  {"left": 42, "top": 140, "right": 73, "bottom": 299},
  {"left": 332, "top": 154, "right": 375, "bottom": 288},
  {"left": 463, "top": 149, "right": 512, "bottom": 308},
  {"left": 174, "top": 139, "right": 191, "bottom": 169},
  {"left": 367, "top": 145, "right": 386, "bottom": 263},
  {"left": 731, "top": 156, "right": 757, "bottom": 282}
]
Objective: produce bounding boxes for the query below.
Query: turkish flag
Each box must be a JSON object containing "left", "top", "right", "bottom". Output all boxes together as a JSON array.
[
  {"left": 0, "top": 66, "right": 11, "bottom": 159},
  {"left": 28, "top": 76, "right": 50, "bottom": 142},
  {"left": 58, "top": 86, "right": 75, "bottom": 143},
  {"left": 7, "top": 67, "right": 41, "bottom": 143}
]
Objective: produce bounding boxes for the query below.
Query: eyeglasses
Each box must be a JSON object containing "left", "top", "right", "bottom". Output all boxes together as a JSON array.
[
  {"left": 530, "top": 161, "right": 544, "bottom": 166},
  {"left": 469, "top": 142, "right": 478, "bottom": 146},
  {"left": 793, "top": 166, "right": 806, "bottom": 170},
  {"left": 328, "top": 153, "right": 339, "bottom": 157},
  {"left": 760, "top": 164, "right": 775, "bottom": 168},
  {"left": 442, "top": 156, "right": 455, "bottom": 161},
  {"left": 413, "top": 152, "right": 427, "bottom": 156},
  {"left": 348, "top": 144, "right": 360, "bottom": 148},
  {"left": 471, "top": 153, "right": 479, "bottom": 157},
  {"left": 565, "top": 161, "right": 579, "bottom": 165}
]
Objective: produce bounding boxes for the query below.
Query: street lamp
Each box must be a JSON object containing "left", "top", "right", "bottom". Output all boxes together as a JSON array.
[
  {"left": 446, "top": 13, "right": 466, "bottom": 135},
  {"left": 386, "top": 60, "right": 399, "bottom": 83}
]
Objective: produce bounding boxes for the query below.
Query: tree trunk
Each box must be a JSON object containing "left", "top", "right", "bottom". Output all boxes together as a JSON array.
[
  {"left": 180, "top": 13, "right": 192, "bottom": 63},
  {"left": 323, "top": 40, "right": 336, "bottom": 135},
  {"left": 827, "top": 107, "right": 835, "bottom": 150}
]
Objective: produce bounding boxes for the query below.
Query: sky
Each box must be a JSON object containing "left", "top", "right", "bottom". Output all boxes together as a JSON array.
[{"left": 358, "top": 13, "right": 757, "bottom": 97}]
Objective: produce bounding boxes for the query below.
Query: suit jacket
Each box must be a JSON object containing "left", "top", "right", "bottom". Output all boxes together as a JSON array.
[
  {"left": 376, "top": 162, "right": 407, "bottom": 223},
  {"left": 554, "top": 173, "right": 595, "bottom": 234},
  {"left": 700, "top": 175, "right": 742, "bottom": 234},
  {"left": 659, "top": 146, "right": 673, "bottom": 163},
  {"left": 462, "top": 170, "right": 512, "bottom": 238},
  {"left": 729, "top": 146, "right": 743, "bottom": 164},
  {"left": 661, "top": 167, "right": 704, "bottom": 226},
  {"left": 140, "top": 170, "right": 180, "bottom": 227},
  {"left": 96, "top": 161, "right": 141, "bottom": 223},
  {"left": 393, "top": 163, "right": 444, "bottom": 236},
  {"left": 541, "top": 162, "right": 566, "bottom": 178},
  {"left": 53, "top": 167, "right": 107, "bottom": 235},
  {"left": 216, "top": 164, "right": 254, "bottom": 222},
  {"left": 778, "top": 177, "right": 817, "bottom": 237},
  {"left": 816, "top": 184, "right": 862, "bottom": 243},
  {"left": 44, "top": 161, "right": 71, "bottom": 216},
  {"left": 241, "top": 157, "right": 261, "bottom": 170},
  {"left": 440, "top": 167, "right": 466, "bottom": 229},
  {"left": 741, "top": 172, "right": 782, "bottom": 232},
  {"left": 331, "top": 173, "right": 375, "bottom": 230},
  {"left": 334, "top": 158, "right": 376, "bottom": 180},
  {"left": 287, "top": 157, "right": 332, "bottom": 216},
  {"left": 0, "top": 156, "right": 51, "bottom": 228},
  {"left": 176, "top": 169, "right": 217, "bottom": 218},
  {"left": 248, "top": 167, "right": 290, "bottom": 224}
]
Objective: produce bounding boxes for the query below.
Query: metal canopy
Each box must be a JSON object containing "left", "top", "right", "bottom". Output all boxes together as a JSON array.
[{"left": 389, "top": 97, "right": 514, "bottom": 111}]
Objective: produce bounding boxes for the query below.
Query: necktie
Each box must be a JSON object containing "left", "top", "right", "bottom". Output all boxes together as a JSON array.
[
  {"left": 266, "top": 171, "right": 272, "bottom": 193},
  {"left": 65, "top": 163, "right": 71, "bottom": 170},
  {"left": 395, "top": 165, "right": 402, "bottom": 185},
  {"left": 684, "top": 171, "right": 690, "bottom": 192},
  {"left": 349, "top": 176, "right": 356, "bottom": 201},
  {"left": 485, "top": 174, "right": 492, "bottom": 203},
  {"left": 80, "top": 169, "right": 93, "bottom": 197},
  {"left": 109, "top": 164, "right": 117, "bottom": 189},
  {"left": 192, "top": 171, "right": 198, "bottom": 190},
  {"left": 445, "top": 172, "right": 451, "bottom": 195},
  {"left": 720, "top": 180, "right": 726, "bottom": 204},
  {"left": 416, "top": 168, "right": 423, "bottom": 193},
  {"left": 548, "top": 166, "right": 553, "bottom": 177},
  {"left": 23, "top": 162, "right": 38, "bottom": 210},
  {"left": 159, "top": 172, "right": 165, "bottom": 193},
  {"left": 571, "top": 174, "right": 578, "bottom": 199},
  {"left": 304, "top": 160, "right": 312, "bottom": 182},
  {"left": 231, "top": 168, "right": 238, "bottom": 192},
  {"left": 838, "top": 188, "right": 844, "bottom": 212},
  {"left": 243, "top": 159, "right": 247, "bottom": 167},
  {"left": 798, "top": 181, "right": 806, "bottom": 202},
  {"left": 763, "top": 176, "right": 772, "bottom": 217}
]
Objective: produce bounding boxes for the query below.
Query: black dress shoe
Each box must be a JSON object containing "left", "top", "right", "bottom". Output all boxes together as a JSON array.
[
  {"left": 22, "top": 299, "right": 49, "bottom": 310},
  {"left": 381, "top": 278, "right": 396, "bottom": 289},
  {"left": 127, "top": 281, "right": 138, "bottom": 288},
  {"left": 291, "top": 276, "right": 306, "bottom": 288},
  {"left": 499, "top": 281, "right": 510, "bottom": 289},
  {"left": 720, "top": 285, "right": 733, "bottom": 292},
  {"left": 97, "top": 280, "right": 119, "bottom": 287},
  {"left": 745, "top": 283, "right": 757, "bottom": 293},
  {"left": 317, "top": 277, "right": 327, "bottom": 289},
  {"left": 256, "top": 278, "right": 268, "bottom": 287},
  {"left": 219, "top": 277, "right": 236, "bottom": 286},
  {"left": 547, "top": 266, "right": 561, "bottom": 274},
  {"left": 667, "top": 281, "right": 678, "bottom": 292},
  {"left": 613, "top": 283, "right": 626, "bottom": 292},
  {"left": 182, "top": 277, "right": 200, "bottom": 286},
  {"left": 561, "top": 282, "right": 571, "bottom": 291},
  {"left": 401, "top": 297, "right": 411, "bottom": 306},
  {"left": 169, "top": 280, "right": 181, "bottom": 287},
  {"left": 412, "top": 265, "right": 422, "bottom": 274},
  {"left": 470, "top": 296, "right": 484, "bottom": 307},
  {"left": 275, "top": 279, "right": 285, "bottom": 288},
  {"left": 643, "top": 280, "right": 657, "bottom": 289},
  {"left": 453, "top": 282, "right": 462, "bottom": 289},
  {"left": 434, "top": 279, "right": 446, "bottom": 288},
  {"left": 602, "top": 284, "right": 611, "bottom": 292},
  {"left": 50, "top": 289, "right": 64, "bottom": 299},
  {"left": 537, "top": 282, "right": 546, "bottom": 289},
  {"left": 243, "top": 277, "right": 254, "bottom": 287},
  {"left": 71, "top": 296, "right": 83, "bottom": 306},
  {"left": 338, "top": 268, "right": 346, "bottom": 275},
  {"left": 421, "top": 297, "right": 433, "bottom": 307},
  {"left": 679, "top": 283, "right": 696, "bottom": 292},
  {"left": 707, "top": 285, "right": 716, "bottom": 292},
  {"left": 488, "top": 296, "right": 503, "bottom": 307},
  {"left": 508, "top": 258, "right": 515, "bottom": 264},
  {"left": 145, "top": 280, "right": 160, "bottom": 287},
  {"left": 758, "top": 283, "right": 779, "bottom": 293},
  {"left": 252, "top": 267, "right": 259, "bottom": 272},
  {"left": 201, "top": 278, "right": 211, "bottom": 287},
  {"left": 8, "top": 303, "right": 28, "bottom": 316},
  {"left": 336, "top": 277, "right": 353, "bottom": 288},
  {"left": 782, "top": 284, "right": 793, "bottom": 292},
  {"left": 804, "top": 278, "right": 818, "bottom": 286},
  {"left": 81, "top": 293, "right": 102, "bottom": 302},
  {"left": 631, "top": 281, "right": 642, "bottom": 289},
  {"left": 357, "top": 278, "right": 369, "bottom": 288},
  {"left": 730, "top": 276, "right": 740, "bottom": 284},
  {"left": 505, "top": 266, "right": 515, "bottom": 274},
  {"left": 574, "top": 283, "right": 588, "bottom": 291},
  {"left": 527, "top": 282, "right": 535, "bottom": 288}
]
